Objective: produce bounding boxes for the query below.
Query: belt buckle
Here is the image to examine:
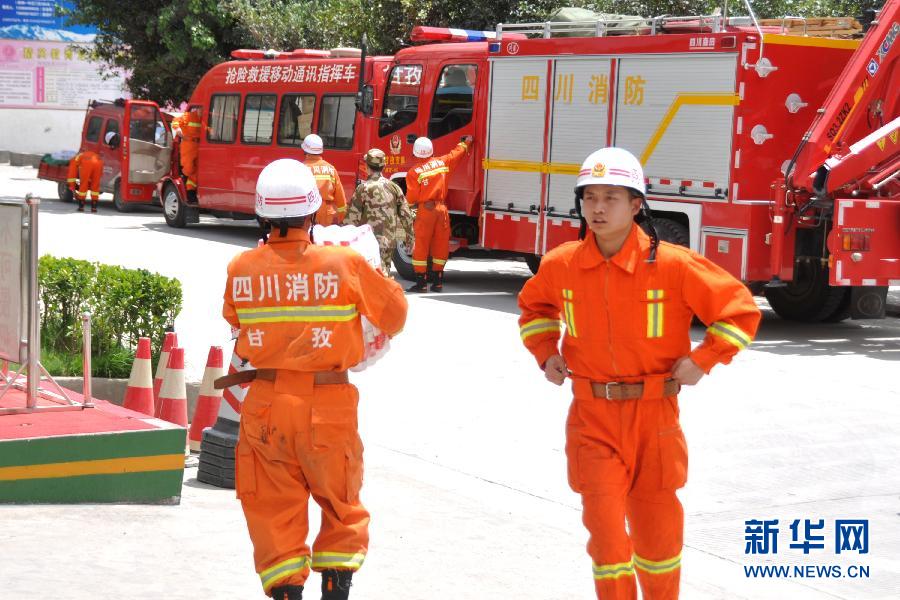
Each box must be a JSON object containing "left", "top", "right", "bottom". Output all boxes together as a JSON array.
[{"left": 604, "top": 382, "right": 621, "bottom": 400}]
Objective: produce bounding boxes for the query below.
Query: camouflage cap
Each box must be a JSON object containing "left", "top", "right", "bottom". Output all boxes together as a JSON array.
[{"left": 364, "top": 148, "right": 386, "bottom": 168}]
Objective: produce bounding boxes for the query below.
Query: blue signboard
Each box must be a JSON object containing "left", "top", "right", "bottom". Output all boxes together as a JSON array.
[{"left": 0, "top": 1, "right": 97, "bottom": 41}]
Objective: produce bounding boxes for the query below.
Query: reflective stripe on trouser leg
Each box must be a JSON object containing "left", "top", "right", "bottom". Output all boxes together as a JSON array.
[
  {"left": 412, "top": 208, "right": 436, "bottom": 274},
  {"left": 626, "top": 490, "right": 683, "bottom": 600},
  {"left": 430, "top": 205, "right": 450, "bottom": 271},
  {"left": 237, "top": 382, "right": 313, "bottom": 593},
  {"left": 304, "top": 384, "right": 369, "bottom": 572}
]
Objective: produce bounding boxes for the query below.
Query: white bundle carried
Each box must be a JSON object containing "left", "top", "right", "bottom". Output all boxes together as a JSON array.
[
  {"left": 312, "top": 224, "right": 391, "bottom": 372},
  {"left": 50, "top": 150, "right": 77, "bottom": 161}
]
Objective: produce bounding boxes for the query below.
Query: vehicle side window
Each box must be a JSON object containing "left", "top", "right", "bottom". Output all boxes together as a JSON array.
[
  {"left": 379, "top": 64, "right": 422, "bottom": 137},
  {"left": 428, "top": 64, "right": 476, "bottom": 139},
  {"left": 129, "top": 105, "right": 162, "bottom": 144},
  {"left": 85, "top": 116, "right": 103, "bottom": 142},
  {"left": 242, "top": 94, "right": 277, "bottom": 145},
  {"left": 277, "top": 94, "right": 316, "bottom": 146},
  {"left": 104, "top": 119, "right": 119, "bottom": 137},
  {"left": 319, "top": 95, "right": 355, "bottom": 150},
  {"left": 208, "top": 94, "right": 240, "bottom": 143}
]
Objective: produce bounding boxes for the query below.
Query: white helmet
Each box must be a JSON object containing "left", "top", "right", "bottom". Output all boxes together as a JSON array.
[
  {"left": 104, "top": 131, "right": 118, "bottom": 145},
  {"left": 576, "top": 147, "right": 646, "bottom": 197},
  {"left": 255, "top": 159, "right": 322, "bottom": 220},
  {"left": 301, "top": 133, "right": 324, "bottom": 155},
  {"left": 413, "top": 137, "right": 433, "bottom": 159}
]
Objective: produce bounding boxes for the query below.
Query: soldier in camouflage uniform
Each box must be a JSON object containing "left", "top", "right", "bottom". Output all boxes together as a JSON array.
[{"left": 346, "top": 149, "right": 415, "bottom": 275}]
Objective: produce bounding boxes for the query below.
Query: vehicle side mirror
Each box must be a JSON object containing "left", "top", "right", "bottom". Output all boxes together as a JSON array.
[{"left": 356, "top": 85, "right": 375, "bottom": 116}]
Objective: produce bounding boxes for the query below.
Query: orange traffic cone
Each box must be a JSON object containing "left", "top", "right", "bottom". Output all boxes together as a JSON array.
[
  {"left": 154, "top": 331, "right": 178, "bottom": 417},
  {"left": 188, "top": 346, "right": 225, "bottom": 452},
  {"left": 157, "top": 347, "right": 188, "bottom": 429},
  {"left": 123, "top": 337, "right": 154, "bottom": 415}
]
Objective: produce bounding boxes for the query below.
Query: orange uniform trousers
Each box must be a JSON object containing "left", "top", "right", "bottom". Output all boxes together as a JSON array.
[
  {"left": 411, "top": 202, "right": 450, "bottom": 273},
  {"left": 181, "top": 110, "right": 202, "bottom": 190},
  {"left": 66, "top": 152, "right": 102, "bottom": 204},
  {"left": 567, "top": 378, "right": 686, "bottom": 600},
  {"left": 236, "top": 372, "right": 368, "bottom": 596}
]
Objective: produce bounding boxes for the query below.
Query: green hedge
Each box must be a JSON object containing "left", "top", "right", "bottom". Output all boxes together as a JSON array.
[{"left": 38, "top": 256, "right": 183, "bottom": 378}]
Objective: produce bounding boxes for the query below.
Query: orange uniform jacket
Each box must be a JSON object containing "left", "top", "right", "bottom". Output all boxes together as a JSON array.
[
  {"left": 223, "top": 229, "right": 407, "bottom": 371},
  {"left": 518, "top": 225, "right": 761, "bottom": 380},
  {"left": 305, "top": 156, "right": 347, "bottom": 225},
  {"left": 406, "top": 141, "right": 468, "bottom": 206}
]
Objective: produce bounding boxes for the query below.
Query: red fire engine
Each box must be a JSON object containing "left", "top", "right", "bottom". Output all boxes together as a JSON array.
[
  {"left": 161, "top": 3, "right": 899, "bottom": 321},
  {"left": 38, "top": 98, "right": 174, "bottom": 211}
]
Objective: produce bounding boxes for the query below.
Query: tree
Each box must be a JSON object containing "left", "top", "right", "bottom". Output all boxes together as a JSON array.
[{"left": 63, "top": 0, "right": 245, "bottom": 106}]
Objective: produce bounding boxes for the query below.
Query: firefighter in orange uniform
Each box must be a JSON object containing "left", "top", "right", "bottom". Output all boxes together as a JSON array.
[
  {"left": 302, "top": 133, "right": 347, "bottom": 226},
  {"left": 180, "top": 107, "right": 202, "bottom": 199},
  {"left": 404, "top": 135, "right": 472, "bottom": 292},
  {"left": 518, "top": 147, "right": 761, "bottom": 600},
  {"left": 66, "top": 147, "right": 104, "bottom": 212},
  {"left": 223, "top": 159, "right": 407, "bottom": 600}
]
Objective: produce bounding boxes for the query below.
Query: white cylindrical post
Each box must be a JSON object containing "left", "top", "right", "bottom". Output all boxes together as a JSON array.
[
  {"left": 25, "top": 195, "right": 39, "bottom": 408},
  {"left": 82, "top": 312, "right": 93, "bottom": 407}
]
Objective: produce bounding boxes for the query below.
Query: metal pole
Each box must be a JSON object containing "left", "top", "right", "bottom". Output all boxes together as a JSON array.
[
  {"left": 82, "top": 312, "right": 93, "bottom": 408},
  {"left": 25, "top": 195, "right": 39, "bottom": 408}
]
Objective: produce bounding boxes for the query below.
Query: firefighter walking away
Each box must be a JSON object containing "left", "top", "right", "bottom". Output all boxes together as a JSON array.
[
  {"left": 222, "top": 159, "right": 408, "bottom": 599},
  {"left": 517, "top": 147, "right": 761, "bottom": 599}
]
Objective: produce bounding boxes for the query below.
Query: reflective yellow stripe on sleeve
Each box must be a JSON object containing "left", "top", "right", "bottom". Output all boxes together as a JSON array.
[
  {"left": 708, "top": 321, "right": 752, "bottom": 350},
  {"left": 519, "top": 318, "right": 560, "bottom": 341}
]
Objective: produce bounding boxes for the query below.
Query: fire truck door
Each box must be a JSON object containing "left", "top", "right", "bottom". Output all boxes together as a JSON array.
[
  {"left": 481, "top": 58, "right": 548, "bottom": 254},
  {"left": 613, "top": 54, "right": 738, "bottom": 199},
  {"left": 99, "top": 117, "right": 121, "bottom": 193},
  {"left": 427, "top": 62, "right": 479, "bottom": 199},
  {"left": 542, "top": 57, "right": 615, "bottom": 253},
  {"left": 121, "top": 101, "right": 173, "bottom": 202},
  {"left": 378, "top": 63, "right": 424, "bottom": 176}
]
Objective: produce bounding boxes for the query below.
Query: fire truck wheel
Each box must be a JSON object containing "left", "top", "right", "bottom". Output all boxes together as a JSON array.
[
  {"left": 525, "top": 255, "right": 541, "bottom": 274},
  {"left": 113, "top": 180, "right": 133, "bottom": 213},
  {"left": 58, "top": 182, "right": 72, "bottom": 202},
  {"left": 392, "top": 240, "right": 417, "bottom": 281},
  {"left": 646, "top": 217, "right": 689, "bottom": 247},
  {"left": 163, "top": 183, "right": 187, "bottom": 228},
  {"left": 764, "top": 259, "right": 849, "bottom": 322}
]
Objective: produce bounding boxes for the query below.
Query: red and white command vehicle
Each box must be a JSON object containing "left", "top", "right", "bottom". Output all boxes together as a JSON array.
[
  {"left": 38, "top": 98, "right": 175, "bottom": 211},
  {"left": 163, "top": 4, "right": 898, "bottom": 321}
]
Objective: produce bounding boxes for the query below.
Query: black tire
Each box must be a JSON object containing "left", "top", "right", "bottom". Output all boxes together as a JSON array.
[
  {"left": 525, "top": 254, "right": 541, "bottom": 274},
  {"left": 392, "top": 239, "right": 416, "bottom": 281},
  {"left": 112, "top": 179, "right": 133, "bottom": 213},
  {"left": 162, "top": 183, "right": 187, "bottom": 228},
  {"left": 764, "top": 259, "right": 849, "bottom": 322},
  {"left": 822, "top": 288, "right": 852, "bottom": 323},
  {"left": 646, "top": 217, "right": 689, "bottom": 247},
  {"left": 58, "top": 182, "right": 72, "bottom": 202}
]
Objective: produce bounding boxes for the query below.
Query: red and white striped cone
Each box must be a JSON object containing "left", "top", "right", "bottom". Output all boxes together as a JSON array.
[
  {"left": 153, "top": 331, "right": 178, "bottom": 417},
  {"left": 157, "top": 347, "right": 188, "bottom": 430},
  {"left": 188, "top": 346, "right": 225, "bottom": 452},
  {"left": 122, "top": 337, "right": 154, "bottom": 416},
  {"left": 198, "top": 349, "right": 251, "bottom": 489}
]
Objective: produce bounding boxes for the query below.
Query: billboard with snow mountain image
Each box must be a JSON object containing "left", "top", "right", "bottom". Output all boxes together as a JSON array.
[{"left": 0, "top": 25, "right": 95, "bottom": 42}]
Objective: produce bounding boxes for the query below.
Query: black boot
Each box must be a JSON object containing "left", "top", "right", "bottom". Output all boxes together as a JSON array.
[
  {"left": 90, "top": 201, "right": 98, "bottom": 213},
  {"left": 271, "top": 584, "right": 304, "bottom": 600},
  {"left": 406, "top": 274, "right": 427, "bottom": 293},
  {"left": 430, "top": 270, "right": 443, "bottom": 292},
  {"left": 321, "top": 569, "right": 352, "bottom": 600},
  {"left": 77, "top": 202, "right": 84, "bottom": 212}
]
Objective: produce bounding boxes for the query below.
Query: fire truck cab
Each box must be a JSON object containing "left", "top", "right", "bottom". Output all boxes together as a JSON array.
[{"left": 38, "top": 98, "right": 174, "bottom": 212}]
